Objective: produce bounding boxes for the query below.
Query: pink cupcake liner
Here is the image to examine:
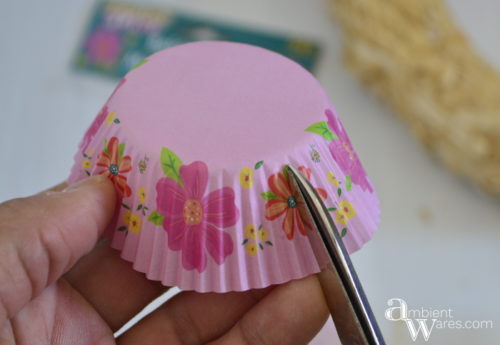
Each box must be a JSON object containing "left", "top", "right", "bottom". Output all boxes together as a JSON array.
[{"left": 68, "top": 41, "right": 380, "bottom": 292}]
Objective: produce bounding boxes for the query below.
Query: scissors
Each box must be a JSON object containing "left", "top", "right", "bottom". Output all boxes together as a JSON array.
[{"left": 286, "top": 165, "right": 385, "bottom": 345}]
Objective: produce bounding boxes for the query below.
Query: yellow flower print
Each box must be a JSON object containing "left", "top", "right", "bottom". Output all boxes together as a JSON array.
[
  {"left": 335, "top": 201, "right": 356, "bottom": 226},
  {"left": 239, "top": 168, "right": 254, "bottom": 188},
  {"left": 87, "top": 148, "right": 94, "bottom": 155},
  {"left": 338, "top": 201, "right": 356, "bottom": 219},
  {"left": 123, "top": 211, "right": 132, "bottom": 225},
  {"left": 81, "top": 160, "right": 92, "bottom": 169},
  {"left": 327, "top": 171, "right": 340, "bottom": 187},
  {"left": 132, "top": 188, "right": 150, "bottom": 216},
  {"left": 246, "top": 243, "right": 259, "bottom": 256},
  {"left": 259, "top": 229, "right": 268, "bottom": 241},
  {"left": 244, "top": 224, "right": 257, "bottom": 240},
  {"left": 335, "top": 210, "right": 348, "bottom": 226},
  {"left": 105, "top": 111, "right": 116, "bottom": 126},
  {"left": 128, "top": 214, "right": 142, "bottom": 233},
  {"left": 138, "top": 187, "right": 147, "bottom": 203},
  {"left": 122, "top": 211, "right": 142, "bottom": 233},
  {"left": 242, "top": 224, "right": 272, "bottom": 256}
]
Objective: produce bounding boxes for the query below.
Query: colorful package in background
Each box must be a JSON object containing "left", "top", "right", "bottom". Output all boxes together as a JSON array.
[{"left": 73, "top": 0, "right": 321, "bottom": 78}]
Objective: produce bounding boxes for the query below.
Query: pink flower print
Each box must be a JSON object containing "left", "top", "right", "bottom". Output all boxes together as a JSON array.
[
  {"left": 325, "top": 109, "right": 374, "bottom": 193},
  {"left": 80, "top": 78, "right": 126, "bottom": 152},
  {"left": 85, "top": 29, "right": 121, "bottom": 66},
  {"left": 106, "top": 77, "right": 126, "bottom": 103},
  {"left": 80, "top": 105, "right": 108, "bottom": 152},
  {"left": 156, "top": 161, "right": 239, "bottom": 272}
]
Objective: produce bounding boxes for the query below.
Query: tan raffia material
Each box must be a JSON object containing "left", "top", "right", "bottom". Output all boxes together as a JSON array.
[{"left": 330, "top": 0, "right": 500, "bottom": 193}]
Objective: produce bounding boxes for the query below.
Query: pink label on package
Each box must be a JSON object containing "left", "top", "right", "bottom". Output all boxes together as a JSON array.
[{"left": 68, "top": 41, "right": 380, "bottom": 292}]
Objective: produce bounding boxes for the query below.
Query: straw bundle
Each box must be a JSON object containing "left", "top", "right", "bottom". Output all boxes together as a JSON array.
[{"left": 330, "top": 0, "right": 500, "bottom": 193}]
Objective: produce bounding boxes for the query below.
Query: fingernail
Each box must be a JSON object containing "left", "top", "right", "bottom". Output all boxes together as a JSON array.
[{"left": 63, "top": 175, "right": 108, "bottom": 192}]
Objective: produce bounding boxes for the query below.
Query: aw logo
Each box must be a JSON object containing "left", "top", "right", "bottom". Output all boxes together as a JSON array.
[
  {"left": 384, "top": 298, "right": 493, "bottom": 342},
  {"left": 384, "top": 298, "right": 437, "bottom": 342}
]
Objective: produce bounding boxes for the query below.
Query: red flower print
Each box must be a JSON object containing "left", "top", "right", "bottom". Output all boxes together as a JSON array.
[
  {"left": 156, "top": 161, "right": 239, "bottom": 273},
  {"left": 264, "top": 166, "right": 327, "bottom": 240},
  {"left": 96, "top": 137, "right": 132, "bottom": 197},
  {"left": 297, "top": 166, "right": 328, "bottom": 199}
]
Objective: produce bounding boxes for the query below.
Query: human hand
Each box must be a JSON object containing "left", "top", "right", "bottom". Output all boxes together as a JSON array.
[{"left": 0, "top": 176, "right": 328, "bottom": 345}]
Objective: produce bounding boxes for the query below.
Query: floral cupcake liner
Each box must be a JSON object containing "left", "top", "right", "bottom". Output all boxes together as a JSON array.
[{"left": 68, "top": 41, "right": 380, "bottom": 292}]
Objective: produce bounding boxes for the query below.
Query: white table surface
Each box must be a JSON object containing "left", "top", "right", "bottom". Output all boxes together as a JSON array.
[{"left": 1, "top": 1, "right": 499, "bottom": 344}]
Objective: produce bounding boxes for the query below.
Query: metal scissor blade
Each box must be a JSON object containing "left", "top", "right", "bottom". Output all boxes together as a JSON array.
[{"left": 286, "top": 165, "right": 385, "bottom": 345}]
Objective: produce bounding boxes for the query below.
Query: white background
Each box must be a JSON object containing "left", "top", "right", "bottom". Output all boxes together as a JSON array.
[{"left": 1, "top": 1, "right": 499, "bottom": 344}]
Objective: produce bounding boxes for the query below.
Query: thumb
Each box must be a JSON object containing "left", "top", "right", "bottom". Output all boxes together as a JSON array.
[{"left": 0, "top": 175, "right": 116, "bottom": 323}]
